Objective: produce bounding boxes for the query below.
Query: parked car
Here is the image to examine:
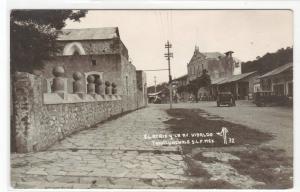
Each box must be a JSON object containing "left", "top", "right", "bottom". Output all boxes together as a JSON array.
[
  {"left": 153, "top": 96, "right": 162, "bottom": 104},
  {"left": 253, "top": 91, "right": 288, "bottom": 107},
  {"left": 216, "top": 92, "right": 236, "bottom": 107}
]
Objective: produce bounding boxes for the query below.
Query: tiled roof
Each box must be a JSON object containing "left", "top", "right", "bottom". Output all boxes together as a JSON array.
[
  {"left": 57, "top": 27, "right": 119, "bottom": 41},
  {"left": 259, "top": 62, "right": 293, "bottom": 79},
  {"left": 214, "top": 71, "right": 257, "bottom": 85},
  {"left": 211, "top": 77, "right": 227, "bottom": 85},
  {"left": 203, "top": 52, "right": 224, "bottom": 59}
]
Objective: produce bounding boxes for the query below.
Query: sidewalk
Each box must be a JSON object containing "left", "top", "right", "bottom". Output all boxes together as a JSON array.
[{"left": 11, "top": 107, "right": 194, "bottom": 189}]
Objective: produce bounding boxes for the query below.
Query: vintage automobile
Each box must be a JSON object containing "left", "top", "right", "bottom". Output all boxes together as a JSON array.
[
  {"left": 153, "top": 96, "right": 162, "bottom": 104},
  {"left": 253, "top": 91, "right": 288, "bottom": 107},
  {"left": 216, "top": 92, "right": 236, "bottom": 107}
]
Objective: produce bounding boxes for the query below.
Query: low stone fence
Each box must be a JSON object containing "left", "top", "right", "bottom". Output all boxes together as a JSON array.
[{"left": 12, "top": 67, "right": 133, "bottom": 153}]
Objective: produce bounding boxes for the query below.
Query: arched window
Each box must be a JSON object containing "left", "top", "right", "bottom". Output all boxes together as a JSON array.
[
  {"left": 73, "top": 50, "right": 80, "bottom": 56},
  {"left": 235, "top": 62, "right": 240, "bottom": 68},
  {"left": 63, "top": 42, "right": 86, "bottom": 56}
]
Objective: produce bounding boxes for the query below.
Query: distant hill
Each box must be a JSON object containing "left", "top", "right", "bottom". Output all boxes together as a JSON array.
[{"left": 242, "top": 47, "right": 293, "bottom": 75}]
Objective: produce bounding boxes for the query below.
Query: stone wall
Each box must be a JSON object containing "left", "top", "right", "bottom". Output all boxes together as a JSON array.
[
  {"left": 119, "top": 55, "right": 138, "bottom": 111},
  {"left": 12, "top": 70, "right": 138, "bottom": 153},
  {"left": 12, "top": 31, "right": 147, "bottom": 153},
  {"left": 136, "top": 70, "right": 147, "bottom": 108}
]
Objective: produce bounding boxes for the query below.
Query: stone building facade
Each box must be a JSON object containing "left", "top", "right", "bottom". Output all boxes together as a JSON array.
[
  {"left": 136, "top": 70, "right": 148, "bottom": 107},
  {"left": 11, "top": 27, "right": 147, "bottom": 153},
  {"left": 39, "top": 27, "right": 146, "bottom": 111},
  {"left": 187, "top": 46, "right": 241, "bottom": 82},
  {"left": 185, "top": 46, "right": 241, "bottom": 99}
]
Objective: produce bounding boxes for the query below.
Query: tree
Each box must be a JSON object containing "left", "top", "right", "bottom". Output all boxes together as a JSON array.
[
  {"left": 10, "top": 10, "right": 87, "bottom": 73},
  {"left": 10, "top": 10, "right": 87, "bottom": 152},
  {"left": 242, "top": 47, "right": 293, "bottom": 75},
  {"left": 147, "top": 82, "right": 169, "bottom": 93},
  {"left": 187, "top": 69, "right": 211, "bottom": 102}
]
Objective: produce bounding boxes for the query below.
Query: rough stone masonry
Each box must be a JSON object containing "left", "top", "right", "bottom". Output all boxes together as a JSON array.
[{"left": 12, "top": 70, "right": 145, "bottom": 153}]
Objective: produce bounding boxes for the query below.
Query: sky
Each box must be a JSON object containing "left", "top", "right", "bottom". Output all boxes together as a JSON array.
[{"left": 65, "top": 10, "right": 293, "bottom": 86}]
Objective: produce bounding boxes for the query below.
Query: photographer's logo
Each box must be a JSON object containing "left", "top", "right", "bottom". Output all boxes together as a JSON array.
[{"left": 216, "top": 127, "right": 235, "bottom": 144}]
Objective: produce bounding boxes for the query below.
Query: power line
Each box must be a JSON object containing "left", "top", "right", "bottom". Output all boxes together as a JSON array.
[
  {"left": 154, "top": 11, "right": 164, "bottom": 43},
  {"left": 142, "top": 69, "right": 168, "bottom": 71},
  {"left": 170, "top": 10, "right": 174, "bottom": 42},
  {"left": 158, "top": 11, "right": 166, "bottom": 41}
]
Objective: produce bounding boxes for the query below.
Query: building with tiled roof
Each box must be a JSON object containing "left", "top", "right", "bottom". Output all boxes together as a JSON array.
[
  {"left": 259, "top": 62, "right": 293, "bottom": 96},
  {"left": 187, "top": 46, "right": 241, "bottom": 82},
  {"left": 40, "top": 27, "right": 147, "bottom": 110},
  {"left": 184, "top": 46, "right": 242, "bottom": 100}
]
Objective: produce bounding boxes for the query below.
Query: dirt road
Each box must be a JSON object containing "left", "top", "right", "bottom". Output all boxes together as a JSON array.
[{"left": 162, "top": 100, "right": 293, "bottom": 157}]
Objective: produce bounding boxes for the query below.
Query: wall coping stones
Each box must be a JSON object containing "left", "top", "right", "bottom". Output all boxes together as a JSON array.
[
  {"left": 43, "top": 93, "right": 121, "bottom": 105},
  {"left": 12, "top": 70, "right": 146, "bottom": 153}
]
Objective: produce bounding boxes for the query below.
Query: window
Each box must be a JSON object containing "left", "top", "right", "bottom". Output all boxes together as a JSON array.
[
  {"left": 63, "top": 42, "right": 86, "bottom": 55},
  {"left": 91, "top": 59, "right": 97, "bottom": 66},
  {"left": 126, "top": 76, "right": 128, "bottom": 95},
  {"left": 273, "top": 84, "right": 284, "bottom": 96},
  {"left": 267, "top": 79, "right": 271, "bottom": 89},
  {"left": 73, "top": 50, "right": 80, "bottom": 56}
]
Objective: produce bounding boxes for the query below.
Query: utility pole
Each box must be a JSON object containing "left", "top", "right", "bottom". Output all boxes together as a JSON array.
[
  {"left": 154, "top": 76, "right": 157, "bottom": 93},
  {"left": 164, "top": 40, "right": 173, "bottom": 109}
]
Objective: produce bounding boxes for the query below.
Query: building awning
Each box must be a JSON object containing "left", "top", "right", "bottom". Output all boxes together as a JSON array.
[
  {"left": 215, "top": 71, "right": 257, "bottom": 85},
  {"left": 259, "top": 62, "right": 293, "bottom": 79},
  {"left": 172, "top": 74, "right": 188, "bottom": 81},
  {"left": 211, "top": 77, "right": 227, "bottom": 85},
  {"left": 148, "top": 91, "right": 162, "bottom": 96}
]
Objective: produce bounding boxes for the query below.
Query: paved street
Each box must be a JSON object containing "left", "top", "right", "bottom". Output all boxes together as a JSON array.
[
  {"left": 11, "top": 107, "right": 196, "bottom": 189},
  {"left": 11, "top": 101, "right": 293, "bottom": 189}
]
